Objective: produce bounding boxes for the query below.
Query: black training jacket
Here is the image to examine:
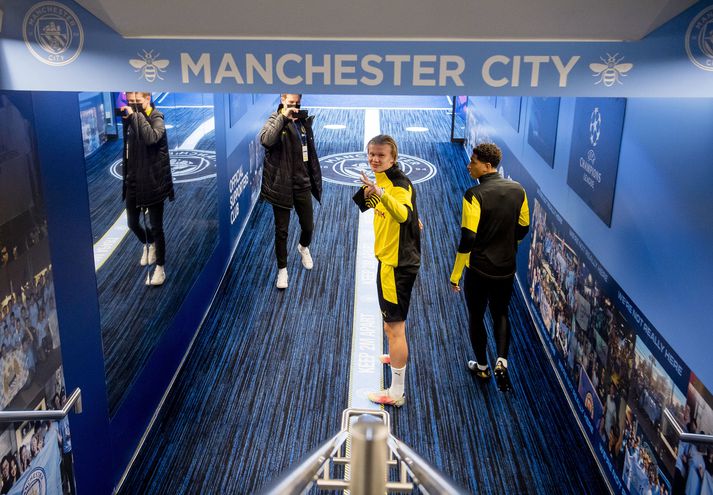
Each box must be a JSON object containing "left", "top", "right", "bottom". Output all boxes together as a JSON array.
[
  {"left": 121, "top": 105, "right": 174, "bottom": 207},
  {"left": 259, "top": 106, "right": 322, "bottom": 209}
]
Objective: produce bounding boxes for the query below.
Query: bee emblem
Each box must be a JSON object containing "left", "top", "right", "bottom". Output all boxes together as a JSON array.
[
  {"left": 589, "top": 53, "right": 633, "bottom": 87},
  {"left": 129, "top": 50, "right": 169, "bottom": 82}
]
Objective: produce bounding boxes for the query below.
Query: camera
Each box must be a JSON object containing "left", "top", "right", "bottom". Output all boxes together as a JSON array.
[
  {"left": 295, "top": 109, "right": 309, "bottom": 119},
  {"left": 114, "top": 108, "right": 127, "bottom": 117}
]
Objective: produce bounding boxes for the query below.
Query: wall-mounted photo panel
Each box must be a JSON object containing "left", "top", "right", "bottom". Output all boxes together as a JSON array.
[
  {"left": 229, "top": 93, "right": 252, "bottom": 128},
  {"left": 527, "top": 97, "right": 560, "bottom": 168},
  {"left": 566, "top": 98, "right": 626, "bottom": 226},
  {"left": 526, "top": 190, "right": 695, "bottom": 494},
  {"left": 497, "top": 96, "right": 521, "bottom": 132},
  {"left": 0, "top": 91, "right": 76, "bottom": 495}
]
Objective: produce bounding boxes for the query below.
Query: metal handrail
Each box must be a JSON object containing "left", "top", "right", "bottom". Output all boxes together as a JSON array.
[
  {"left": 261, "top": 408, "right": 467, "bottom": 494},
  {"left": 388, "top": 436, "right": 466, "bottom": 495},
  {"left": 261, "top": 430, "right": 349, "bottom": 495},
  {"left": 664, "top": 408, "right": 713, "bottom": 445},
  {"left": 0, "top": 388, "right": 82, "bottom": 422}
]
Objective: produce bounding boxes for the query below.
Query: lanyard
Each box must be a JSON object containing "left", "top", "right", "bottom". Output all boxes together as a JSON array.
[
  {"left": 292, "top": 121, "right": 307, "bottom": 145},
  {"left": 292, "top": 121, "right": 309, "bottom": 162}
]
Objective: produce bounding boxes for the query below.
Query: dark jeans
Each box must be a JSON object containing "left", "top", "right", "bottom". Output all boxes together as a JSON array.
[
  {"left": 272, "top": 188, "right": 313, "bottom": 269},
  {"left": 61, "top": 451, "right": 76, "bottom": 494},
  {"left": 126, "top": 191, "right": 166, "bottom": 266},
  {"left": 464, "top": 268, "right": 515, "bottom": 364}
]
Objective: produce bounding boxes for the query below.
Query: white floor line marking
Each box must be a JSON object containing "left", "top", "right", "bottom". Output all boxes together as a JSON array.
[
  {"left": 179, "top": 117, "right": 215, "bottom": 150},
  {"left": 154, "top": 92, "right": 170, "bottom": 105},
  {"left": 348, "top": 108, "right": 383, "bottom": 410},
  {"left": 93, "top": 116, "right": 215, "bottom": 272},
  {"left": 93, "top": 211, "right": 129, "bottom": 271}
]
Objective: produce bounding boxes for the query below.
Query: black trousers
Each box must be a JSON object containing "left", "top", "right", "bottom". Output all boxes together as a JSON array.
[
  {"left": 126, "top": 191, "right": 166, "bottom": 266},
  {"left": 272, "top": 188, "right": 313, "bottom": 269},
  {"left": 61, "top": 451, "right": 76, "bottom": 494},
  {"left": 463, "top": 268, "right": 515, "bottom": 364}
]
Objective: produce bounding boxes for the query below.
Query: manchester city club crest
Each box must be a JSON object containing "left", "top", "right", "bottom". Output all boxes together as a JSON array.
[
  {"left": 320, "top": 152, "right": 437, "bottom": 186},
  {"left": 23, "top": 1, "right": 84, "bottom": 66},
  {"left": 685, "top": 5, "right": 713, "bottom": 71},
  {"left": 110, "top": 149, "right": 216, "bottom": 183},
  {"left": 21, "top": 467, "right": 47, "bottom": 495}
]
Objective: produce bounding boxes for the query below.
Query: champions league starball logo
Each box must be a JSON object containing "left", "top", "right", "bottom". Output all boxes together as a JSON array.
[
  {"left": 23, "top": 1, "right": 84, "bottom": 66},
  {"left": 110, "top": 149, "right": 216, "bottom": 183},
  {"left": 589, "top": 107, "right": 602, "bottom": 147},
  {"left": 21, "top": 467, "right": 47, "bottom": 495},
  {"left": 319, "top": 152, "right": 437, "bottom": 186},
  {"left": 685, "top": 5, "right": 713, "bottom": 71}
]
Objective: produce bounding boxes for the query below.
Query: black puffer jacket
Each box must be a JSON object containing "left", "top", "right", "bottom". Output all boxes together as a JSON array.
[
  {"left": 122, "top": 105, "right": 175, "bottom": 207},
  {"left": 259, "top": 105, "right": 322, "bottom": 209}
]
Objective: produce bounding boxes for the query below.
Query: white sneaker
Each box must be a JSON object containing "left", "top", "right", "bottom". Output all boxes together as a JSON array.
[
  {"left": 297, "top": 244, "right": 313, "bottom": 270},
  {"left": 140, "top": 244, "right": 157, "bottom": 266},
  {"left": 146, "top": 265, "right": 165, "bottom": 286},
  {"left": 276, "top": 268, "right": 288, "bottom": 289}
]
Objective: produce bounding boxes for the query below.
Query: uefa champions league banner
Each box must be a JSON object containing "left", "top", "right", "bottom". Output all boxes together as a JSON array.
[
  {"left": 1, "top": 0, "right": 713, "bottom": 96},
  {"left": 566, "top": 98, "right": 626, "bottom": 226},
  {"left": 526, "top": 189, "right": 713, "bottom": 495}
]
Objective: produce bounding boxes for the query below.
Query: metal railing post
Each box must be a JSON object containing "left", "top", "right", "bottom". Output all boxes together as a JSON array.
[{"left": 350, "top": 415, "right": 388, "bottom": 495}]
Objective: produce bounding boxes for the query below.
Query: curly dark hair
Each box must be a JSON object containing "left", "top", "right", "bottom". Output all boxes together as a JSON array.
[{"left": 472, "top": 143, "right": 502, "bottom": 168}]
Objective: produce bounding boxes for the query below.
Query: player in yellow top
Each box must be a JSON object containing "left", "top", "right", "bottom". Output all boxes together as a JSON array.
[
  {"left": 353, "top": 135, "right": 420, "bottom": 407},
  {"left": 450, "top": 143, "right": 529, "bottom": 392}
]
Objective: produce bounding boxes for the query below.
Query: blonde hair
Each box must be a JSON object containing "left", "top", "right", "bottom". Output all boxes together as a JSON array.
[{"left": 126, "top": 91, "right": 152, "bottom": 98}]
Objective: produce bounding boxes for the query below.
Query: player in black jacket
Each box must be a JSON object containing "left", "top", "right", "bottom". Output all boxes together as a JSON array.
[{"left": 450, "top": 143, "right": 530, "bottom": 391}]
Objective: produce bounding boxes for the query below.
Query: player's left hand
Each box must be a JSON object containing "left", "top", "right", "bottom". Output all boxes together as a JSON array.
[{"left": 359, "top": 171, "right": 383, "bottom": 198}]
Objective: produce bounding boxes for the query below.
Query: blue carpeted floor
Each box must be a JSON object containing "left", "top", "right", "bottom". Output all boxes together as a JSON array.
[{"left": 119, "top": 105, "right": 609, "bottom": 494}]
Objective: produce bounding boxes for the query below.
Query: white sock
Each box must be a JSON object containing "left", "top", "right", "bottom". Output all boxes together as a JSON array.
[
  {"left": 477, "top": 362, "right": 488, "bottom": 371},
  {"left": 496, "top": 357, "right": 508, "bottom": 368},
  {"left": 389, "top": 365, "right": 406, "bottom": 398}
]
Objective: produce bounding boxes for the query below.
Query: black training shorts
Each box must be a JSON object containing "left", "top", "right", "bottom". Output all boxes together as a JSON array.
[{"left": 376, "top": 261, "right": 419, "bottom": 322}]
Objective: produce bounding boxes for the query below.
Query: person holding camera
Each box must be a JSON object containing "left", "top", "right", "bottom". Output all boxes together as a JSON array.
[
  {"left": 120, "top": 91, "right": 174, "bottom": 286},
  {"left": 260, "top": 94, "right": 322, "bottom": 289}
]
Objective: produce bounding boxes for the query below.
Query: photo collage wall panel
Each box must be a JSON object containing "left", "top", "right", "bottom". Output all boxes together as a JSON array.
[
  {"left": 1, "top": 92, "right": 74, "bottom": 494},
  {"left": 528, "top": 190, "right": 713, "bottom": 495}
]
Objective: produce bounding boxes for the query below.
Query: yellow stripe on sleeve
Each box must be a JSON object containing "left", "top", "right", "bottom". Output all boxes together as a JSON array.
[
  {"left": 450, "top": 251, "right": 469, "bottom": 285},
  {"left": 462, "top": 196, "right": 481, "bottom": 233},
  {"left": 519, "top": 192, "right": 530, "bottom": 226}
]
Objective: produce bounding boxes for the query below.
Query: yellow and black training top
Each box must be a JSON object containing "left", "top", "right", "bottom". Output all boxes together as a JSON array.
[
  {"left": 450, "top": 172, "right": 529, "bottom": 282},
  {"left": 354, "top": 165, "right": 421, "bottom": 268}
]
